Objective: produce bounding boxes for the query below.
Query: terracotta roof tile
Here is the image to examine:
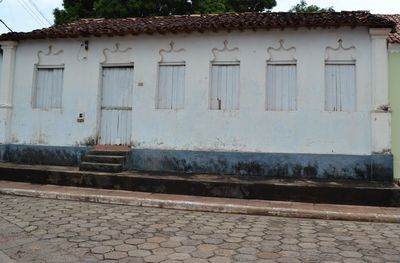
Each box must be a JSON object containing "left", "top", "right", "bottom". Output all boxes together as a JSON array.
[
  {"left": 381, "top": 14, "right": 400, "bottom": 44},
  {"left": 0, "top": 11, "right": 395, "bottom": 41}
]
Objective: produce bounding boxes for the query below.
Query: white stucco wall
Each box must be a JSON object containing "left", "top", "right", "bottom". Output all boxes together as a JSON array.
[
  {"left": 0, "top": 51, "right": 3, "bottom": 88},
  {"left": 8, "top": 27, "right": 376, "bottom": 155}
]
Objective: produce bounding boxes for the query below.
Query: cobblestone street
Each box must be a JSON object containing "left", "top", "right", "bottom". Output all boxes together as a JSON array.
[{"left": 0, "top": 195, "right": 400, "bottom": 263}]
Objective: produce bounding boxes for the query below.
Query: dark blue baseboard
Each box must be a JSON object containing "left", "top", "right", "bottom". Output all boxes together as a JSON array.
[
  {"left": 0, "top": 144, "right": 393, "bottom": 181},
  {"left": 0, "top": 144, "right": 7, "bottom": 161},
  {"left": 1, "top": 144, "right": 90, "bottom": 167},
  {"left": 128, "top": 149, "right": 393, "bottom": 182}
]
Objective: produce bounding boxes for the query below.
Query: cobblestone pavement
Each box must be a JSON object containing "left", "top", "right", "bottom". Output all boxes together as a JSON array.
[{"left": 0, "top": 195, "right": 400, "bottom": 263}]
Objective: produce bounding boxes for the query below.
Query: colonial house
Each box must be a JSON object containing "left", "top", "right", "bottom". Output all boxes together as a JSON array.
[{"left": 0, "top": 12, "right": 396, "bottom": 181}]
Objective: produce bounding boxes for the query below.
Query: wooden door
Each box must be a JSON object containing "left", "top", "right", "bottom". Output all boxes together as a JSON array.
[{"left": 99, "top": 66, "right": 133, "bottom": 145}]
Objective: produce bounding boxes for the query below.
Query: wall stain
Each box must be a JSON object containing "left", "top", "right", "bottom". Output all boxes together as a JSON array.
[
  {"left": 234, "top": 161, "right": 264, "bottom": 176},
  {"left": 3, "top": 144, "right": 89, "bottom": 166},
  {"left": 303, "top": 165, "right": 318, "bottom": 178},
  {"left": 0, "top": 146, "right": 394, "bottom": 182}
]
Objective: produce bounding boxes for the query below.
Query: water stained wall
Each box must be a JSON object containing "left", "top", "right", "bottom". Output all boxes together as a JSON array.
[
  {"left": 0, "top": 144, "right": 393, "bottom": 182},
  {"left": 3, "top": 144, "right": 90, "bottom": 166},
  {"left": 128, "top": 149, "right": 393, "bottom": 182}
]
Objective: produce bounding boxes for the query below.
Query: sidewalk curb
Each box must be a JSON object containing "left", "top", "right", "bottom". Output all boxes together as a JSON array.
[
  {"left": 1, "top": 187, "right": 399, "bottom": 223},
  {"left": 2, "top": 163, "right": 400, "bottom": 208}
]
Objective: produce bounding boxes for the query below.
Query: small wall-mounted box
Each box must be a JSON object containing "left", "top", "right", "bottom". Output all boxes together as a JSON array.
[
  {"left": 138, "top": 82, "right": 144, "bottom": 87},
  {"left": 77, "top": 113, "right": 85, "bottom": 123}
]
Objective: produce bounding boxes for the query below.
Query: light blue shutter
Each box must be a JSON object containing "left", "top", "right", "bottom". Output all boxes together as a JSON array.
[
  {"left": 157, "top": 65, "right": 185, "bottom": 109},
  {"left": 34, "top": 68, "right": 64, "bottom": 109},
  {"left": 210, "top": 64, "right": 240, "bottom": 110},
  {"left": 266, "top": 64, "right": 297, "bottom": 111},
  {"left": 325, "top": 64, "right": 356, "bottom": 111}
]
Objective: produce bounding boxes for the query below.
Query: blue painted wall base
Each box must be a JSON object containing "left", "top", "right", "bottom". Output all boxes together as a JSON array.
[
  {"left": 0, "top": 144, "right": 7, "bottom": 162},
  {"left": 0, "top": 144, "right": 393, "bottom": 181},
  {"left": 128, "top": 149, "right": 393, "bottom": 181},
  {"left": 1, "top": 144, "right": 90, "bottom": 167}
]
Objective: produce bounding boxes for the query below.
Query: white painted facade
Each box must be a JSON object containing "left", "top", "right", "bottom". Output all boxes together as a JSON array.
[
  {"left": 0, "top": 27, "right": 392, "bottom": 155},
  {"left": 0, "top": 53, "right": 3, "bottom": 86}
]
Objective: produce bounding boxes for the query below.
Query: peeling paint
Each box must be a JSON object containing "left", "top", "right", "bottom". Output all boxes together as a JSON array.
[
  {"left": 377, "top": 104, "right": 392, "bottom": 112},
  {"left": 80, "top": 136, "right": 97, "bottom": 146}
]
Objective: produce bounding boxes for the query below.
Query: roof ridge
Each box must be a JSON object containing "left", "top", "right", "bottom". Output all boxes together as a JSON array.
[{"left": 0, "top": 11, "right": 395, "bottom": 41}]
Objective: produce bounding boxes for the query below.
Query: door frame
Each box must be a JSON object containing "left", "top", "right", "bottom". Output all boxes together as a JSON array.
[{"left": 96, "top": 62, "right": 135, "bottom": 145}]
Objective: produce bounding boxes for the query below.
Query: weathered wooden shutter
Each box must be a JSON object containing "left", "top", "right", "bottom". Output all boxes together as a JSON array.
[
  {"left": 34, "top": 67, "right": 64, "bottom": 109},
  {"left": 266, "top": 64, "right": 297, "bottom": 111},
  {"left": 325, "top": 63, "right": 356, "bottom": 111},
  {"left": 101, "top": 67, "right": 133, "bottom": 109},
  {"left": 210, "top": 64, "right": 240, "bottom": 110},
  {"left": 157, "top": 64, "right": 185, "bottom": 109}
]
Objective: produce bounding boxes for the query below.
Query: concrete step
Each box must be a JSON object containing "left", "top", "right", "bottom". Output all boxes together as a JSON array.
[
  {"left": 79, "top": 162, "right": 122, "bottom": 173},
  {"left": 94, "top": 145, "right": 130, "bottom": 152},
  {"left": 87, "top": 150, "right": 130, "bottom": 156},
  {"left": 0, "top": 162, "right": 399, "bottom": 207},
  {"left": 79, "top": 148, "right": 130, "bottom": 172},
  {"left": 83, "top": 155, "right": 126, "bottom": 164}
]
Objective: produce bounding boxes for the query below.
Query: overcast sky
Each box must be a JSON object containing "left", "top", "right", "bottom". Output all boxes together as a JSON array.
[{"left": 0, "top": 0, "right": 399, "bottom": 34}]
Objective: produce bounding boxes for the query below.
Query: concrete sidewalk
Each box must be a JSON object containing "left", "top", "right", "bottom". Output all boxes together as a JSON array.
[
  {"left": 0, "top": 180, "right": 399, "bottom": 224},
  {"left": 0, "top": 251, "right": 16, "bottom": 263}
]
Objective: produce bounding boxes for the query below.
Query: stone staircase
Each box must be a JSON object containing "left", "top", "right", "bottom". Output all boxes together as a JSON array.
[{"left": 79, "top": 146, "right": 131, "bottom": 173}]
